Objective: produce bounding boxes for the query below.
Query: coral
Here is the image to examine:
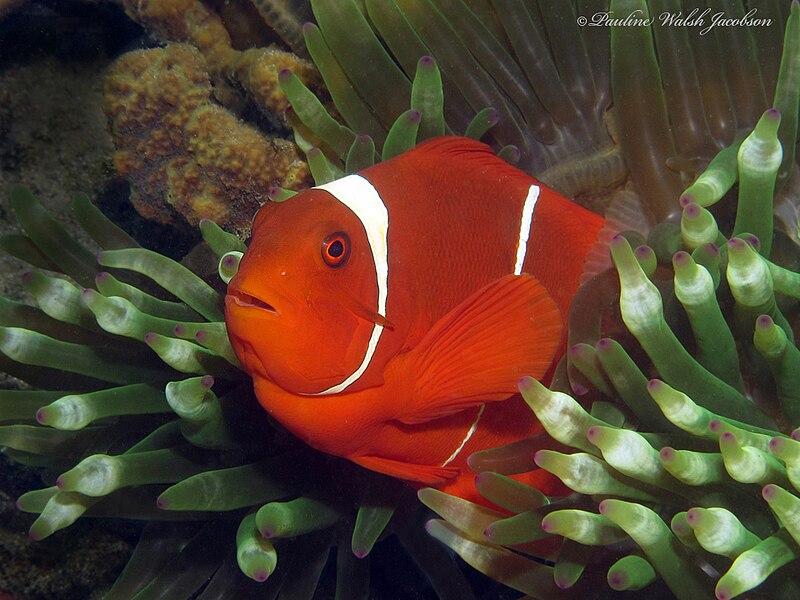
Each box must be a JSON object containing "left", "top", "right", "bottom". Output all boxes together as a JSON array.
[
  {"left": 96, "top": 0, "right": 323, "bottom": 233},
  {"left": 121, "top": 0, "right": 322, "bottom": 112},
  {"left": 103, "top": 43, "right": 311, "bottom": 235}
]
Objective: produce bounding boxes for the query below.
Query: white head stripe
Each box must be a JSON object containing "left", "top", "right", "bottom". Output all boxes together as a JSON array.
[
  {"left": 312, "top": 174, "right": 389, "bottom": 395},
  {"left": 513, "top": 185, "right": 540, "bottom": 275}
]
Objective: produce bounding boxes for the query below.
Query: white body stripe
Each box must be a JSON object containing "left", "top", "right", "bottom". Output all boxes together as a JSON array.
[
  {"left": 513, "top": 185, "right": 540, "bottom": 275},
  {"left": 440, "top": 404, "right": 486, "bottom": 467},
  {"left": 312, "top": 175, "right": 389, "bottom": 395}
]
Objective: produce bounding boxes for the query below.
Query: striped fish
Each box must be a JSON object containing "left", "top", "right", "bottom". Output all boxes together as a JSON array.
[{"left": 225, "top": 136, "right": 604, "bottom": 504}]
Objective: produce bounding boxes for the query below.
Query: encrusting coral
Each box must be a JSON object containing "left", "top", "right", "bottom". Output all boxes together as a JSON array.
[
  {"left": 4, "top": 0, "right": 800, "bottom": 598},
  {"left": 103, "top": 43, "right": 310, "bottom": 235},
  {"left": 100, "top": 0, "right": 322, "bottom": 233}
]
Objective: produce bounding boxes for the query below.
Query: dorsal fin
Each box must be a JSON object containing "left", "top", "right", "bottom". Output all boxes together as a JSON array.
[{"left": 398, "top": 136, "right": 530, "bottom": 180}]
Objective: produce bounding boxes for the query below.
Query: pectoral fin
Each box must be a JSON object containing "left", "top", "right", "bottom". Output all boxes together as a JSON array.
[
  {"left": 337, "top": 291, "right": 396, "bottom": 329},
  {"left": 400, "top": 274, "right": 562, "bottom": 425}
]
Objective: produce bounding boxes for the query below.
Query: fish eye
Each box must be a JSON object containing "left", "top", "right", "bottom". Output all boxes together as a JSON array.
[{"left": 321, "top": 232, "right": 350, "bottom": 267}]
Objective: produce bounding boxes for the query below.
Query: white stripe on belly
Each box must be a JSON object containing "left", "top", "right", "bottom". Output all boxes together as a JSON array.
[{"left": 440, "top": 404, "right": 486, "bottom": 467}]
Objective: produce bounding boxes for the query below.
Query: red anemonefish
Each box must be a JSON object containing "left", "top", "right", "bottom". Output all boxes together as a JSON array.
[{"left": 224, "top": 136, "right": 605, "bottom": 505}]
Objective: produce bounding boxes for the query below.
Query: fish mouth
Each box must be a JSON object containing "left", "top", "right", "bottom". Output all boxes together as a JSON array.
[{"left": 226, "top": 289, "right": 278, "bottom": 315}]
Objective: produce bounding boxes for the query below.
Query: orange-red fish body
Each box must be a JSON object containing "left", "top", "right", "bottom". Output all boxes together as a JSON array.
[{"left": 225, "top": 137, "right": 604, "bottom": 505}]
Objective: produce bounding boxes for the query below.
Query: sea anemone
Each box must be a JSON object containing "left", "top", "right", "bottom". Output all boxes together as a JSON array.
[
  {"left": 280, "top": 0, "right": 794, "bottom": 225},
  {"left": 1, "top": 181, "right": 496, "bottom": 596},
  {"left": 417, "top": 4, "right": 800, "bottom": 599},
  {"left": 3, "top": 0, "right": 800, "bottom": 598}
]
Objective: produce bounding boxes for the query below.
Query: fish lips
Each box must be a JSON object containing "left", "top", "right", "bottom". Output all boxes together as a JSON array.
[{"left": 225, "top": 288, "right": 279, "bottom": 316}]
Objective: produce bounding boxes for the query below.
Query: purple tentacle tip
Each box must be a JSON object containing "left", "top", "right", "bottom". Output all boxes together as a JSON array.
[
  {"left": 356, "top": 133, "right": 372, "bottom": 142},
  {"left": 419, "top": 55, "right": 434, "bottom": 66},
  {"left": 156, "top": 496, "right": 168, "bottom": 510},
  {"left": 703, "top": 243, "right": 719, "bottom": 256},
  {"left": 21, "top": 271, "right": 31, "bottom": 284},
  {"left": 679, "top": 193, "right": 693, "bottom": 207},
  {"left": 35, "top": 408, "right": 46, "bottom": 425},
  {"left": 596, "top": 338, "right": 611, "bottom": 351},
  {"left": 762, "top": 484, "right": 778, "bottom": 501},
  {"left": 646, "top": 379, "right": 662, "bottom": 393},
  {"left": 96, "top": 271, "right": 110, "bottom": 283},
  {"left": 517, "top": 375, "right": 534, "bottom": 392},
  {"left": 174, "top": 324, "right": 185, "bottom": 336},
  {"left": 609, "top": 234, "right": 627, "bottom": 249},
  {"left": 144, "top": 332, "right": 156, "bottom": 345},
  {"left": 659, "top": 447, "right": 675, "bottom": 462},
  {"left": 766, "top": 107, "right": 781, "bottom": 119},
  {"left": 555, "top": 577, "right": 572, "bottom": 590},
  {"left": 756, "top": 315, "right": 773, "bottom": 328},
  {"left": 278, "top": 68, "right": 292, "bottom": 80},
  {"left": 201, "top": 375, "right": 215, "bottom": 389},
  {"left": 55, "top": 475, "right": 64, "bottom": 490},
  {"left": 682, "top": 202, "right": 700, "bottom": 219},
  {"left": 570, "top": 382, "right": 589, "bottom": 396},
  {"left": 741, "top": 233, "right": 760, "bottom": 250},
  {"left": 769, "top": 437, "right": 785, "bottom": 454},
  {"left": 254, "top": 570, "right": 269, "bottom": 582},
  {"left": 672, "top": 250, "right": 690, "bottom": 267},
  {"left": 302, "top": 22, "right": 315, "bottom": 32},
  {"left": 353, "top": 550, "right": 368, "bottom": 559},
  {"left": 407, "top": 110, "right": 422, "bottom": 123}
]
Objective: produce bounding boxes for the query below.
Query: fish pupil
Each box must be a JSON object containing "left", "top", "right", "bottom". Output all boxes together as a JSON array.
[
  {"left": 329, "top": 240, "right": 344, "bottom": 257},
  {"left": 322, "top": 232, "right": 350, "bottom": 267}
]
